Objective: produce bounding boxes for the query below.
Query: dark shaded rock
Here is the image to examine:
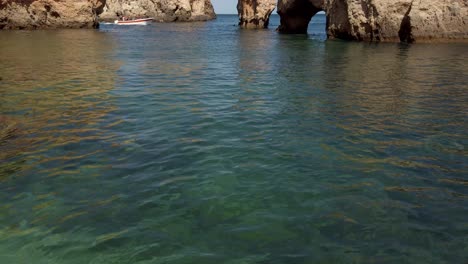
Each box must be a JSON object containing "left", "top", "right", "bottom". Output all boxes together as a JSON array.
[
  {"left": 398, "top": 2, "right": 414, "bottom": 43},
  {"left": 277, "top": 0, "right": 324, "bottom": 33}
]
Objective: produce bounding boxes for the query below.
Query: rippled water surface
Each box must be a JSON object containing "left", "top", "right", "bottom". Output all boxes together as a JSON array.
[{"left": 0, "top": 15, "right": 467, "bottom": 263}]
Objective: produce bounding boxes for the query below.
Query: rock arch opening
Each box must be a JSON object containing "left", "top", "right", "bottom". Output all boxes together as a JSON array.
[
  {"left": 235, "top": 0, "right": 326, "bottom": 33},
  {"left": 276, "top": 0, "right": 324, "bottom": 34}
]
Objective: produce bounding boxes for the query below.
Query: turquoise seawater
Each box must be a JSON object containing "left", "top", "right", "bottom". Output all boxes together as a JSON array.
[{"left": 0, "top": 14, "right": 467, "bottom": 263}]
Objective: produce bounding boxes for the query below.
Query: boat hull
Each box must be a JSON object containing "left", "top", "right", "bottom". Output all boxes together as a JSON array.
[{"left": 114, "top": 18, "right": 153, "bottom": 25}]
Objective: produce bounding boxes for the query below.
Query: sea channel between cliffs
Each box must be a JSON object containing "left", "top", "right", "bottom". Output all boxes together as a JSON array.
[{"left": 0, "top": 1, "right": 467, "bottom": 264}]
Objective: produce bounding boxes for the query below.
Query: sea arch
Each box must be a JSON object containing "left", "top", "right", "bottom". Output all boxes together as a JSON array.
[
  {"left": 276, "top": 0, "right": 325, "bottom": 34},
  {"left": 236, "top": 0, "right": 325, "bottom": 33}
]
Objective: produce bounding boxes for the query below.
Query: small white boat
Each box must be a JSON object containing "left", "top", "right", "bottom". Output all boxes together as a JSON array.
[{"left": 114, "top": 18, "right": 153, "bottom": 25}]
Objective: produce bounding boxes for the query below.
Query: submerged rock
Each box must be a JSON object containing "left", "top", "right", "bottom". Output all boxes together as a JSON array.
[
  {"left": 99, "top": 0, "right": 216, "bottom": 22},
  {"left": 0, "top": 115, "right": 18, "bottom": 144},
  {"left": 238, "top": 0, "right": 276, "bottom": 29},
  {"left": 277, "top": 0, "right": 468, "bottom": 42},
  {"left": 0, "top": 0, "right": 106, "bottom": 29}
]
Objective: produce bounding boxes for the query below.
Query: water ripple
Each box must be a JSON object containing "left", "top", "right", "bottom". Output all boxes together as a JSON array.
[{"left": 0, "top": 15, "right": 467, "bottom": 264}]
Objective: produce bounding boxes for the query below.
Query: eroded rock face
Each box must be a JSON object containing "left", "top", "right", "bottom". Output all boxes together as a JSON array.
[
  {"left": 278, "top": 0, "right": 468, "bottom": 42},
  {"left": 0, "top": 0, "right": 106, "bottom": 29},
  {"left": 326, "top": 0, "right": 468, "bottom": 42},
  {"left": 238, "top": 0, "right": 276, "bottom": 29},
  {"left": 403, "top": 0, "right": 468, "bottom": 42},
  {"left": 99, "top": 0, "right": 216, "bottom": 22}
]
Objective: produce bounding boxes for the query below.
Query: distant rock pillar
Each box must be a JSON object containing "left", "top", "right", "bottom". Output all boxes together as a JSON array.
[
  {"left": 237, "top": 0, "right": 277, "bottom": 29},
  {"left": 190, "top": 0, "right": 217, "bottom": 21},
  {"left": 277, "top": 0, "right": 324, "bottom": 33}
]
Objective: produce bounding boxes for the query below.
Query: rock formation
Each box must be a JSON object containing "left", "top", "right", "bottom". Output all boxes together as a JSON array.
[
  {"left": 401, "top": 0, "right": 467, "bottom": 42},
  {"left": 0, "top": 0, "right": 106, "bottom": 29},
  {"left": 99, "top": 0, "right": 216, "bottom": 22},
  {"left": 326, "top": 0, "right": 468, "bottom": 42},
  {"left": 277, "top": 0, "right": 324, "bottom": 33},
  {"left": 238, "top": 0, "right": 276, "bottom": 29},
  {"left": 277, "top": 0, "right": 468, "bottom": 42}
]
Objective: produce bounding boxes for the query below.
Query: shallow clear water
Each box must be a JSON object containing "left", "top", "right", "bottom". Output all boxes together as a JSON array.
[{"left": 0, "top": 14, "right": 467, "bottom": 263}]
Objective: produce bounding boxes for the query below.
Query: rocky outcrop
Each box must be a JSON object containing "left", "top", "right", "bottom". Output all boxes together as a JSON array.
[
  {"left": 0, "top": 0, "right": 106, "bottom": 29},
  {"left": 99, "top": 0, "right": 216, "bottom": 22},
  {"left": 277, "top": 0, "right": 468, "bottom": 42},
  {"left": 326, "top": 0, "right": 468, "bottom": 42},
  {"left": 238, "top": 0, "right": 276, "bottom": 29},
  {"left": 401, "top": 0, "right": 467, "bottom": 42}
]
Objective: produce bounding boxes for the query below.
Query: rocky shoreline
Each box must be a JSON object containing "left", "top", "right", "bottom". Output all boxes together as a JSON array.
[
  {"left": 99, "top": 0, "right": 216, "bottom": 22},
  {"left": 0, "top": 0, "right": 215, "bottom": 30},
  {"left": 1, "top": 0, "right": 467, "bottom": 43},
  {"left": 0, "top": 0, "right": 105, "bottom": 29}
]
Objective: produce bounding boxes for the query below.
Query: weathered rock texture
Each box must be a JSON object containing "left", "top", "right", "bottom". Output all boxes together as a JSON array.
[
  {"left": 326, "top": 0, "right": 468, "bottom": 42},
  {"left": 402, "top": 0, "right": 467, "bottom": 42},
  {"left": 277, "top": 0, "right": 468, "bottom": 42},
  {"left": 99, "top": 0, "right": 216, "bottom": 22},
  {"left": 0, "top": 0, "right": 106, "bottom": 29},
  {"left": 238, "top": 0, "right": 276, "bottom": 28}
]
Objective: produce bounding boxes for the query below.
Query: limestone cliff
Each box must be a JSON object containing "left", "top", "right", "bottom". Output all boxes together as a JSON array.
[
  {"left": 238, "top": 0, "right": 276, "bottom": 29},
  {"left": 401, "top": 0, "right": 467, "bottom": 42},
  {"left": 0, "top": 0, "right": 105, "bottom": 29},
  {"left": 277, "top": 0, "right": 468, "bottom": 42},
  {"left": 325, "top": 0, "right": 468, "bottom": 42},
  {"left": 99, "top": 0, "right": 216, "bottom": 22}
]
